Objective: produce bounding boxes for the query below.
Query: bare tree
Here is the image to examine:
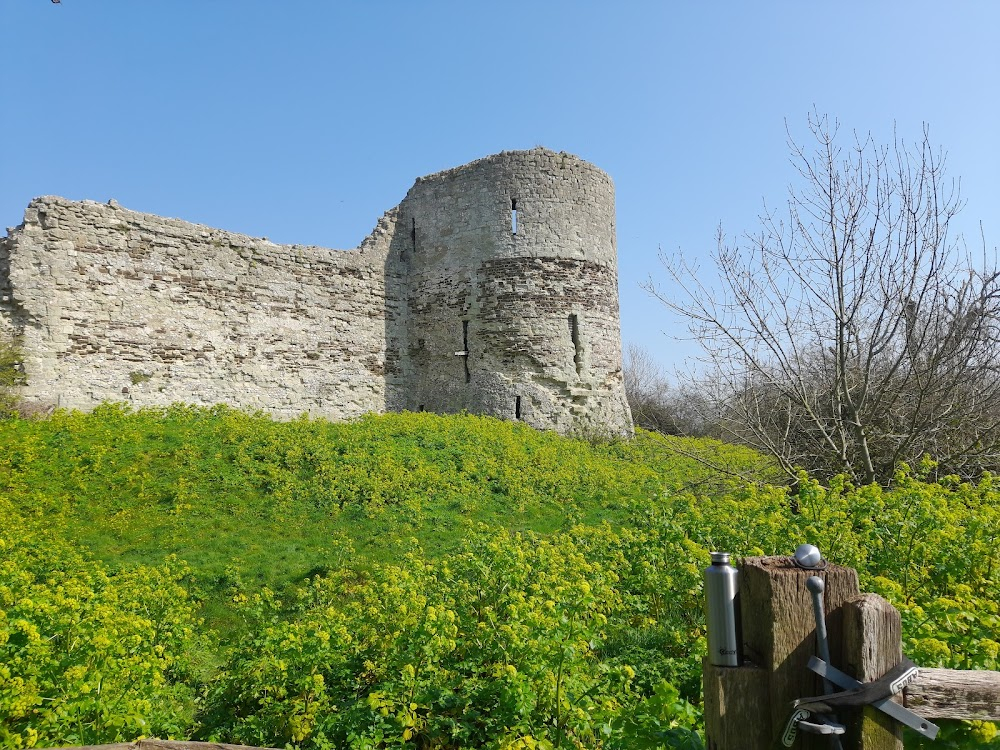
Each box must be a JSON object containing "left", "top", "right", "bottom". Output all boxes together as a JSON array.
[
  {"left": 622, "top": 342, "right": 675, "bottom": 433},
  {"left": 650, "top": 113, "right": 1000, "bottom": 485},
  {"left": 623, "top": 343, "right": 718, "bottom": 436}
]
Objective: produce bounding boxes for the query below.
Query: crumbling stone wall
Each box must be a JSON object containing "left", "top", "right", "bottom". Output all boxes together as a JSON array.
[
  {"left": 0, "top": 148, "right": 633, "bottom": 435},
  {"left": 2, "top": 198, "right": 396, "bottom": 419},
  {"left": 0, "top": 236, "right": 17, "bottom": 338}
]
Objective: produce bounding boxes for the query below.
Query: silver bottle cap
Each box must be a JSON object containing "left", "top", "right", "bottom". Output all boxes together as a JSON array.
[
  {"left": 710, "top": 551, "right": 731, "bottom": 565},
  {"left": 794, "top": 543, "right": 822, "bottom": 568}
]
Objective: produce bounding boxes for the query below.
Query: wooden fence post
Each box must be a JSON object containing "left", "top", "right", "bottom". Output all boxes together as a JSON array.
[
  {"left": 703, "top": 556, "right": 1000, "bottom": 749},
  {"left": 703, "top": 658, "right": 770, "bottom": 749},
  {"left": 842, "top": 594, "right": 903, "bottom": 749},
  {"left": 704, "top": 555, "right": 861, "bottom": 749}
]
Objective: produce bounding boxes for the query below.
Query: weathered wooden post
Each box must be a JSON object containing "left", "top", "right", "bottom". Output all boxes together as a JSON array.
[
  {"left": 841, "top": 594, "right": 903, "bottom": 748},
  {"left": 703, "top": 555, "right": 1000, "bottom": 749},
  {"left": 704, "top": 555, "right": 864, "bottom": 749}
]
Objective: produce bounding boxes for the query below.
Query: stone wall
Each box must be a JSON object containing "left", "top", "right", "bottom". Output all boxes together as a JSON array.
[
  {"left": 0, "top": 236, "right": 17, "bottom": 338},
  {"left": 1, "top": 148, "right": 633, "bottom": 435},
  {"left": 2, "top": 197, "right": 396, "bottom": 419}
]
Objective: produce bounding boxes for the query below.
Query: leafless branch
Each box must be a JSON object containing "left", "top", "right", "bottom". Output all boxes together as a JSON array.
[{"left": 647, "top": 112, "right": 999, "bottom": 485}]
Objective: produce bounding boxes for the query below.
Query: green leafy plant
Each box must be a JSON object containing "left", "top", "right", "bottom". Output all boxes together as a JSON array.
[
  {"left": 0, "top": 333, "right": 26, "bottom": 417},
  {"left": 0, "top": 409, "right": 997, "bottom": 748},
  {"left": 0, "top": 499, "right": 207, "bottom": 748}
]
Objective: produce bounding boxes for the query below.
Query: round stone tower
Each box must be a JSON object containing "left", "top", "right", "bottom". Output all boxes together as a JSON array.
[{"left": 394, "top": 147, "right": 633, "bottom": 436}]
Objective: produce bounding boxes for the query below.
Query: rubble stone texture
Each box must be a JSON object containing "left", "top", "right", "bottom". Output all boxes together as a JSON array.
[{"left": 0, "top": 148, "right": 634, "bottom": 436}]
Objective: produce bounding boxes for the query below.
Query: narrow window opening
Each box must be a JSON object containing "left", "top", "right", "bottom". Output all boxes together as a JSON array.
[
  {"left": 515, "top": 396, "right": 522, "bottom": 420},
  {"left": 418, "top": 404, "right": 425, "bottom": 412},
  {"left": 511, "top": 198, "right": 518, "bottom": 235},
  {"left": 462, "top": 320, "right": 471, "bottom": 383},
  {"left": 569, "top": 314, "right": 583, "bottom": 375}
]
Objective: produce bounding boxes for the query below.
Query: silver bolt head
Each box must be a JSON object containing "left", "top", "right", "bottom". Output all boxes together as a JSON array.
[{"left": 794, "top": 543, "right": 822, "bottom": 568}]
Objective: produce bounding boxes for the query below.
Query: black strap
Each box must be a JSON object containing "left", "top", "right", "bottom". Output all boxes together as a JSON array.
[{"left": 792, "top": 657, "right": 918, "bottom": 712}]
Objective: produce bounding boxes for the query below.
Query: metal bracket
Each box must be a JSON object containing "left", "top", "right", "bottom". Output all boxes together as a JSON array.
[
  {"left": 781, "top": 709, "right": 811, "bottom": 747},
  {"left": 781, "top": 710, "right": 845, "bottom": 747},
  {"left": 808, "top": 657, "right": 939, "bottom": 740},
  {"left": 799, "top": 717, "right": 846, "bottom": 736}
]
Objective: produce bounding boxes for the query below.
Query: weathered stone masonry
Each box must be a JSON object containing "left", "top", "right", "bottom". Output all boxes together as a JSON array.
[{"left": 1, "top": 148, "right": 634, "bottom": 435}]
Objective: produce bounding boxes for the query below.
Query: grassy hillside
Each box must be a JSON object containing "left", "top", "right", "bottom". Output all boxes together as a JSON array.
[
  {"left": 2, "top": 407, "right": 997, "bottom": 749},
  {"left": 0, "top": 405, "right": 778, "bottom": 611}
]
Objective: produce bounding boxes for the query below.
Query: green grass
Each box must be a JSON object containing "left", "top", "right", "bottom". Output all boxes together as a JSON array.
[
  {"left": 3, "top": 405, "right": 998, "bottom": 749},
  {"left": 0, "top": 405, "right": 780, "bottom": 631}
]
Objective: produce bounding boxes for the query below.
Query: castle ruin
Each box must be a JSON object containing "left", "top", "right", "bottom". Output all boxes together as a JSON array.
[{"left": 0, "top": 148, "right": 634, "bottom": 436}]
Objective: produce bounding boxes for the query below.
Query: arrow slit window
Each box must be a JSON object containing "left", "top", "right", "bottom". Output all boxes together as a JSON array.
[
  {"left": 462, "top": 320, "right": 470, "bottom": 383},
  {"left": 569, "top": 314, "right": 582, "bottom": 375}
]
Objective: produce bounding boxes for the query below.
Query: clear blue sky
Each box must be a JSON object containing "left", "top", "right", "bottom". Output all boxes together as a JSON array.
[{"left": 2, "top": 1, "right": 997, "bottom": 375}]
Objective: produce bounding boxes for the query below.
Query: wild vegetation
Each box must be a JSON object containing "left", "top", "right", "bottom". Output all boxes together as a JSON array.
[
  {"left": 1, "top": 407, "right": 997, "bottom": 749},
  {"left": 648, "top": 114, "right": 1000, "bottom": 486},
  {"left": 0, "top": 333, "right": 26, "bottom": 418},
  {"left": 622, "top": 344, "right": 715, "bottom": 440}
]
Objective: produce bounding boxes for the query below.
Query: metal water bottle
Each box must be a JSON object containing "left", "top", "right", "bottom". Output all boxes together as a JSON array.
[{"left": 705, "top": 551, "right": 740, "bottom": 666}]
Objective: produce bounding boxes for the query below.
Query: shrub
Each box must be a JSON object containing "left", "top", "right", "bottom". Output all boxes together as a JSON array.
[
  {"left": 0, "top": 333, "right": 26, "bottom": 418},
  {"left": 0, "top": 499, "right": 207, "bottom": 748},
  {"left": 202, "top": 529, "right": 703, "bottom": 749}
]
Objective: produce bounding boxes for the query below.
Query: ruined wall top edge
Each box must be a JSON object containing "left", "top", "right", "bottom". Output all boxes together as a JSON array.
[
  {"left": 15, "top": 146, "right": 608, "bottom": 254},
  {"left": 400, "top": 147, "right": 617, "bottom": 271},
  {"left": 413, "top": 147, "right": 613, "bottom": 189},
  {"left": 15, "top": 195, "right": 398, "bottom": 263}
]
